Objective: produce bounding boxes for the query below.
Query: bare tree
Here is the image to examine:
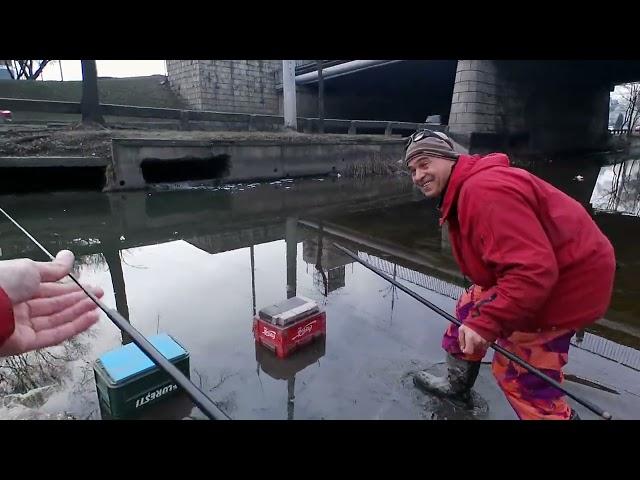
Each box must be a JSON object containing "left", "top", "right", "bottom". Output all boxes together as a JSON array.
[
  {"left": 605, "top": 159, "right": 640, "bottom": 214},
  {"left": 314, "top": 230, "right": 328, "bottom": 297},
  {"left": 0, "top": 335, "right": 90, "bottom": 396},
  {"left": 80, "top": 60, "right": 105, "bottom": 125},
  {"left": 620, "top": 82, "right": 640, "bottom": 136},
  {"left": 3, "top": 60, "right": 50, "bottom": 80}
]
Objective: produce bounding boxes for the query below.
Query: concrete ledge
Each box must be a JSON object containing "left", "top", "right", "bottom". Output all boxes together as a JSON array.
[
  {"left": 102, "top": 104, "right": 182, "bottom": 120},
  {"left": 0, "top": 156, "right": 109, "bottom": 167},
  {"left": 111, "top": 136, "right": 405, "bottom": 148},
  {"left": 0, "top": 98, "right": 81, "bottom": 114},
  {"left": 106, "top": 137, "right": 407, "bottom": 191}
]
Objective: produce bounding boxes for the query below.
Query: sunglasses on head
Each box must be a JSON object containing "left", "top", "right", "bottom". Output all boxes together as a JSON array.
[{"left": 404, "top": 129, "right": 455, "bottom": 151}]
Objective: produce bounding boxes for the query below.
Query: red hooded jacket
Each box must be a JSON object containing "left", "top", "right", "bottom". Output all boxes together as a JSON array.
[
  {"left": 440, "top": 153, "right": 616, "bottom": 343},
  {"left": 0, "top": 287, "right": 14, "bottom": 347}
]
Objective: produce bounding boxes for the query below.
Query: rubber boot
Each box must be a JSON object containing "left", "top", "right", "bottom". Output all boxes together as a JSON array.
[{"left": 413, "top": 353, "right": 481, "bottom": 406}]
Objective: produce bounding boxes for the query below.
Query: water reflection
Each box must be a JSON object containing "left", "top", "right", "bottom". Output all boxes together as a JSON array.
[
  {"left": 0, "top": 336, "right": 91, "bottom": 396},
  {"left": 302, "top": 226, "right": 352, "bottom": 296},
  {"left": 0, "top": 323, "right": 101, "bottom": 419},
  {"left": 0, "top": 171, "right": 639, "bottom": 419},
  {"left": 255, "top": 338, "right": 326, "bottom": 420},
  {"left": 591, "top": 158, "right": 640, "bottom": 215}
]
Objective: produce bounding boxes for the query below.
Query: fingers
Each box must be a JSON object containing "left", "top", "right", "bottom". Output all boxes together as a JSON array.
[
  {"left": 458, "top": 326, "right": 467, "bottom": 354},
  {"left": 458, "top": 325, "right": 491, "bottom": 356},
  {"left": 27, "top": 286, "right": 104, "bottom": 317},
  {"left": 34, "top": 250, "right": 75, "bottom": 283},
  {"left": 37, "top": 281, "right": 82, "bottom": 298},
  {"left": 30, "top": 296, "right": 102, "bottom": 331},
  {"left": 37, "top": 281, "right": 103, "bottom": 299},
  {"left": 30, "top": 309, "right": 100, "bottom": 351}
]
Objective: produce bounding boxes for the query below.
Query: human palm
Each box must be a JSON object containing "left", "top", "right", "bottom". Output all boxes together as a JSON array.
[{"left": 0, "top": 251, "right": 103, "bottom": 357}]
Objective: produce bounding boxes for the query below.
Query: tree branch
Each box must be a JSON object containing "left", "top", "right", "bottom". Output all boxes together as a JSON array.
[
  {"left": 6, "top": 60, "right": 51, "bottom": 80},
  {"left": 3, "top": 61, "right": 14, "bottom": 79},
  {"left": 16, "top": 61, "right": 28, "bottom": 79},
  {"left": 31, "top": 60, "right": 50, "bottom": 80}
]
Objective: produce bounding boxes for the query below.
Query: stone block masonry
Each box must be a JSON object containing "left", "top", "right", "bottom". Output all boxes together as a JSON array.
[{"left": 166, "top": 60, "right": 281, "bottom": 114}]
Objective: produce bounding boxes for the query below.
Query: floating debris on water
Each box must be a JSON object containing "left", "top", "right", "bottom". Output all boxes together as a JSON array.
[{"left": 71, "top": 238, "right": 101, "bottom": 246}]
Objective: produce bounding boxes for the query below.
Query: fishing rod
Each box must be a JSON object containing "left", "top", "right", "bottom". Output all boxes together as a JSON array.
[
  {"left": 0, "top": 206, "right": 230, "bottom": 421},
  {"left": 333, "top": 242, "right": 613, "bottom": 420}
]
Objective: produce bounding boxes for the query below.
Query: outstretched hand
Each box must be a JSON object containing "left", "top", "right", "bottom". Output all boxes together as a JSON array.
[{"left": 0, "top": 250, "right": 104, "bottom": 357}]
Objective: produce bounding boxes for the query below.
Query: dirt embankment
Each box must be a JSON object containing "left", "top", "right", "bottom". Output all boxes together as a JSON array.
[{"left": 0, "top": 127, "right": 403, "bottom": 159}]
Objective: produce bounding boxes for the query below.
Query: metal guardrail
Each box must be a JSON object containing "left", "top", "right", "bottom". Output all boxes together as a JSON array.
[
  {"left": 0, "top": 97, "right": 446, "bottom": 137},
  {"left": 0, "top": 97, "right": 282, "bottom": 123},
  {"left": 609, "top": 128, "right": 639, "bottom": 135}
]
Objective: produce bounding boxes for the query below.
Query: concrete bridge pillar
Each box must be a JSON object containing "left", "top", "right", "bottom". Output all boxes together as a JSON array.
[
  {"left": 282, "top": 61, "right": 298, "bottom": 131},
  {"left": 449, "top": 60, "right": 612, "bottom": 154},
  {"left": 448, "top": 60, "right": 528, "bottom": 151},
  {"left": 448, "top": 60, "right": 502, "bottom": 139}
]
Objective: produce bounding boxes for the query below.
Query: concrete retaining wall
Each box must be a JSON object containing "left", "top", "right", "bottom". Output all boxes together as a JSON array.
[{"left": 106, "top": 138, "right": 406, "bottom": 191}]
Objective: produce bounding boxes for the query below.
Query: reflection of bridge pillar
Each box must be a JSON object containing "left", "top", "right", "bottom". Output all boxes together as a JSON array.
[
  {"left": 302, "top": 226, "right": 352, "bottom": 294},
  {"left": 102, "top": 238, "right": 132, "bottom": 345},
  {"left": 287, "top": 376, "right": 296, "bottom": 420},
  {"left": 108, "top": 192, "right": 148, "bottom": 233},
  {"left": 255, "top": 337, "right": 325, "bottom": 421},
  {"left": 286, "top": 217, "right": 298, "bottom": 299}
]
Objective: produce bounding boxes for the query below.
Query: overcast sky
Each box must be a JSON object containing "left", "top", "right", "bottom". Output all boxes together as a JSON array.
[{"left": 39, "top": 60, "right": 166, "bottom": 81}]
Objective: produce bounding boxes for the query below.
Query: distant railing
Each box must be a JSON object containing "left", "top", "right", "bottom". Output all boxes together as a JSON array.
[
  {"left": 609, "top": 127, "right": 639, "bottom": 135},
  {"left": 360, "top": 251, "right": 640, "bottom": 372},
  {"left": 0, "top": 97, "right": 447, "bottom": 137},
  {"left": 359, "top": 252, "right": 466, "bottom": 300},
  {"left": 571, "top": 331, "right": 640, "bottom": 372}
]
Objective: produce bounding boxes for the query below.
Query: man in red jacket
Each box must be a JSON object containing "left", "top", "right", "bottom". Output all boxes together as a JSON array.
[
  {"left": 0, "top": 250, "right": 104, "bottom": 357},
  {"left": 405, "top": 130, "right": 616, "bottom": 420}
]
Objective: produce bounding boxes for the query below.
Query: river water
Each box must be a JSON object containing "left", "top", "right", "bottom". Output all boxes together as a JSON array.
[{"left": 0, "top": 153, "right": 639, "bottom": 420}]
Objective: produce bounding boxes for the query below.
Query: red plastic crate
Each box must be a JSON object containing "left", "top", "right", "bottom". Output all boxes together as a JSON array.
[{"left": 253, "top": 310, "right": 326, "bottom": 358}]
